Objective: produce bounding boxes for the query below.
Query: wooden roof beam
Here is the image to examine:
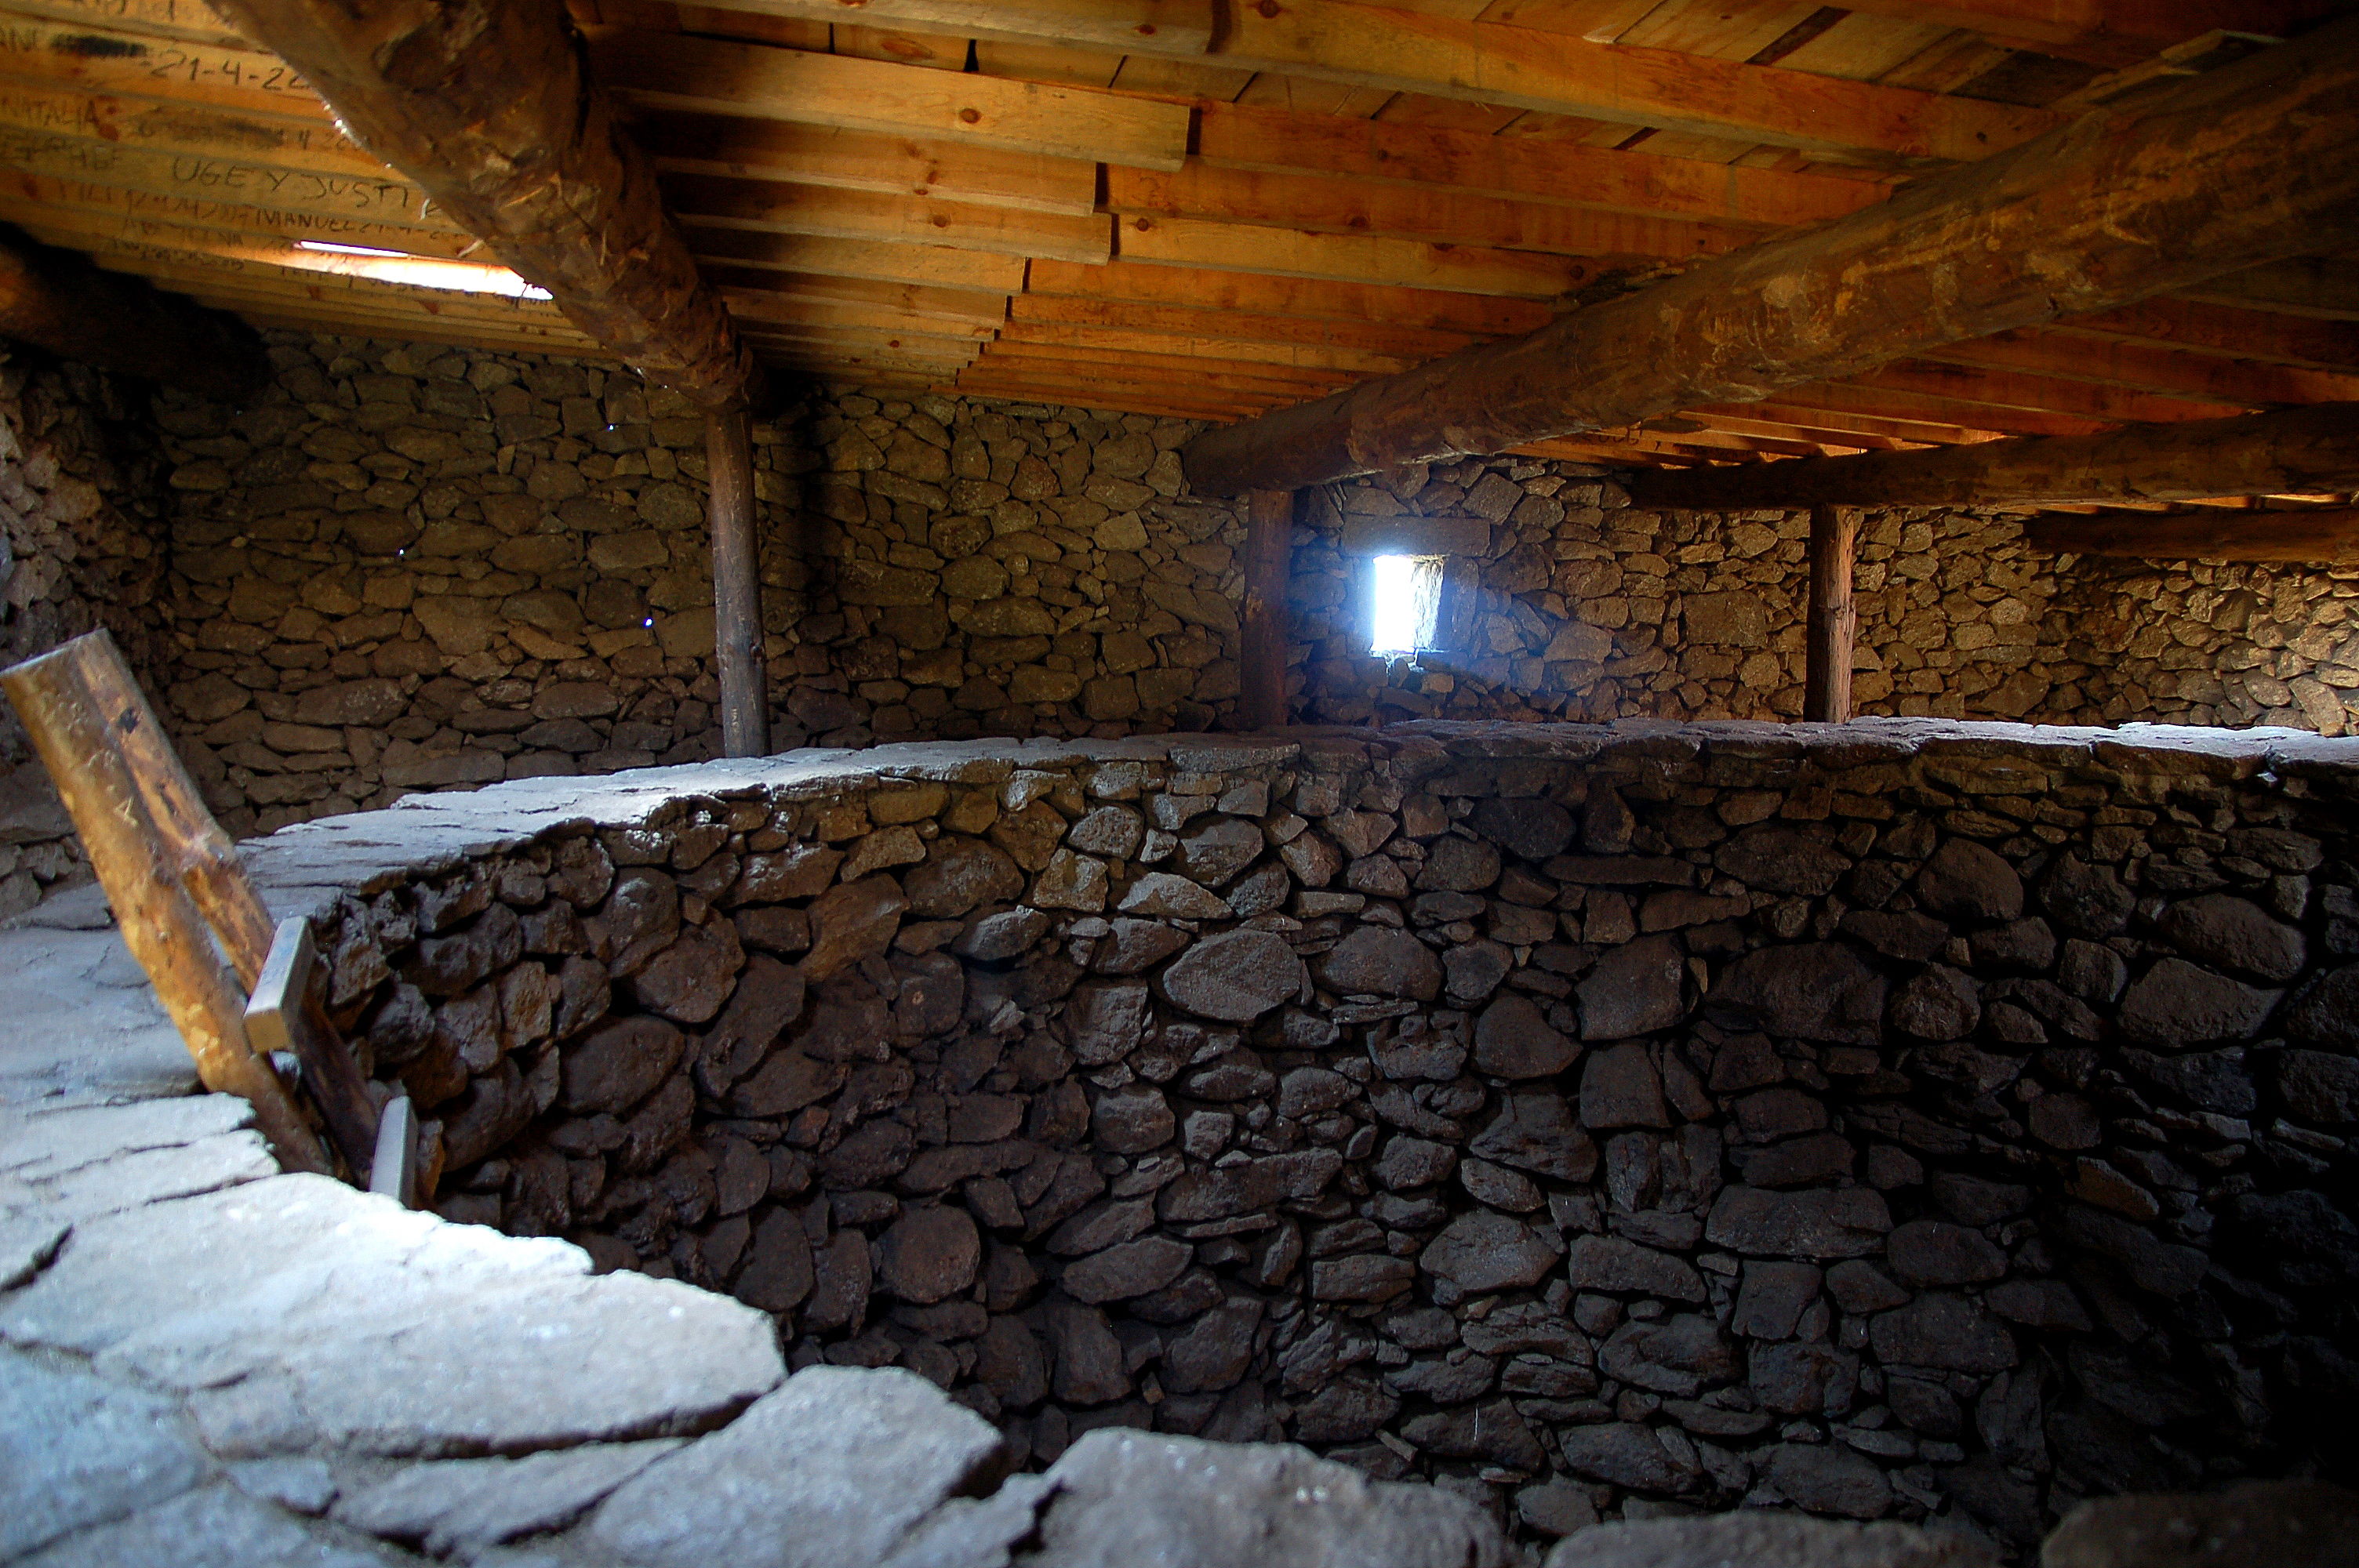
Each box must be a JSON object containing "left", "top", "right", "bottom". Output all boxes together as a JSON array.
[
  {"left": 0, "top": 221, "right": 266, "bottom": 399},
  {"left": 2025, "top": 504, "right": 2359, "bottom": 561},
  {"left": 208, "top": 0, "right": 758, "bottom": 411},
  {"left": 1625, "top": 401, "right": 2359, "bottom": 510},
  {"left": 1179, "top": 18, "right": 2359, "bottom": 496}
]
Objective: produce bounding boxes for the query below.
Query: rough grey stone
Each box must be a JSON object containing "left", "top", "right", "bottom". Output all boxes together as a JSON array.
[
  {"left": 878, "top": 1205, "right": 982, "bottom": 1304},
  {"left": 1580, "top": 1040, "right": 1670, "bottom": 1128},
  {"left": 1704, "top": 943, "right": 1887, "bottom": 1046},
  {"left": 2117, "top": 958, "right": 2281, "bottom": 1047},
  {"left": 1704, "top": 1186, "right": 1892, "bottom": 1259},
  {"left": 1419, "top": 1210, "right": 1558, "bottom": 1293},
  {"left": 1914, "top": 840, "right": 2023, "bottom": 923},
  {"left": 2041, "top": 1479, "right": 2359, "bottom": 1568},
  {"left": 1764, "top": 1442, "right": 1895, "bottom": 1519},
  {"left": 1030, "top": 1429, "right": 1516, "bottom": 1568},
  {"left": 1061, "top": 1236, "right": 1190, "bottom": 1303},
  {"left": 1470, "top": 1091, "right": 1597, "bottom": 1181},
  {"left": 1870, "top": 1292, "right": 2018, "bottom": 1373},
  {"left": 591, "top": 1367, "right": 1008, "bottom": 1568},
  {"left": 335, "top": 1440, "right": 678, "bottom": 1554},
  {"left": 1714, "top": 825, "right": 1852, "bottom": 897},
  {"left": 1888, "top": 965, "right": 1981, "bottom": 1041},
  {"left": 2, "top": 1176, "right": 784, "bottom": 1457},
  {"left": 2156, "top": 895, "right": 2306, "bottom": 984},
  {"left": 1316, "top": 927, "right": 1443, "bottom": 1001},
  {"left": 1565, "top": 1235, "right": 1706, "bottom": 1301},
  {"left": 1472, "top": 993, "right": 1578, "bottom": 1079},
  {"left": 1158, "top": 931, "right": 1307, "bottom": 1022},
  {"left": 18, "top": 1483, "right": 396, "bottom": 1568},
  {"left": 1578, "top": 935, "right": 1688, "bottom": 1040},
  {"left": 1886, "top": 1219, "right": 2008, "bottom": 1287},
  {"left": 2285, "top": 964, "right": 2359, "bottom": 1050},
  {"left": 1730, "top": 1261, "right": 1823, "bottom": 1338},
  {"left": 1554, "top": 1422, "right": 1695, "bottom": 1493},
  {"left": 1471, "top": 797, "right": 1576, "bottom": 862},
  {"left": 1543, "top": 1512, "right": 1995, "bottom": 1568},
  {"left": 1, "top": 1348, "right": 208, "bottom": 1559},
  {"left": 1598, "top": 1312, "right": 1737, "bottom": 1397}
]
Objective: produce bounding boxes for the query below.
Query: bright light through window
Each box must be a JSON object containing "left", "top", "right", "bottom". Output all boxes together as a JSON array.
[
  {"left": 1371, "top": 554, "right": 1443, "bottom": 655},
  {"left": 293, "top": 240, "right": 554, "bottom": 299}
]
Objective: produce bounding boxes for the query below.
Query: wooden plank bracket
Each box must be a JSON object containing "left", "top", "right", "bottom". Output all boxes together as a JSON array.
[{"left": 0, "top": 630, "right": 387, "bottom": 1188}]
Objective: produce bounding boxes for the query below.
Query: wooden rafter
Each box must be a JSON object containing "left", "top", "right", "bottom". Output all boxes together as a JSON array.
[
  {"left": 1627, "top": 401, "right": 2359, "bottom": 510},
  {"left": 0, "top": 220, "right": 267, "bottom": 397},
  {"left": 2026, "top": 505, "right": 2359, "bottom": 561},
  {"left": 1179, "top": 20, "right": 2359, "bottom": 494},
  {"left": 206, "top": 0, "right": 758, "bottom": 409}
]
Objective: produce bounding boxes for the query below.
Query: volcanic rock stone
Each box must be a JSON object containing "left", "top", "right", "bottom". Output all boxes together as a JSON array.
[
  {"left": 2041, "top": 855, "right": 2135, "bottom": 938},
  {"left": 1372, "top": 1135, "right": 1456, "bottom": 1190},
  {"left": 1765, "top": 1442, "right": 1893, "bottom": 1519},
  {"left": 1888, "top": 965, "right": 1981, "bottom": 1041},
  {"left": 1731, "top": 1261, "right": 1823, "bottom": 1338},
  {"left": 1401, "top": 1398, "right": 1547, "bottom": 1472},
  {"left": 1706, "top": 1186, "right": 1892, "bottom": 1259},
  {"left": 1471, "top": 797, "right": 1576, "bottom": 862},
  {"left": 1316, "top": 927, "right": 1443, "bottom": 1001},
  {"left": 1598, "top": 1312, "right": 1738, "bottom": 1396},
  {"left": 1914, "top": 839, "right": 2024, "bottom": 923},
  {"left": 2117, "top": 958, "right": 2281, "bottom": 1046},
  {"left": 561, "top": 1015, "right": 686, "bottom": 1115},
  {"left": 2157, "top": 895, "right": 2306, "bottom": 983},
  {"left": 1580, "top": 1041, "right": 1670, "bottom": 1129},
  {"left": 1033, "top": 1429, "right": 1516, "bottom": 1567},
  {"left": 1176, "top": 817, "right": 1263, "bottom": 884},
  {"left": 1565, "top": 1235, "right": 1706, "bottom": 1301},
  {"left": 1714, "top": 825, "right": 1852, "bottom": 897},
  {"left": 1160, "top": 931, "right": 1307, "bottom": 1021},
  {"left": 904, "top": 839, "right": 1025, "bottom": 918},
  {"left": 1089, "top": 1084, "right": 1174, "bottom": 1153},
  {"left": 591, "top": 1367, "right": 1005, "bottom": 1568},
  {"left": 1555, "top": 1423, "right": 1695, "bottom": 1492},
  {"left": 2042, "top": 1479, "right": 2359, "bottom": 1568},
  {"left": 1870, "top": 1292, "right": 2017, "bottom": 1373},
  {"left": 878, "top": 1205, "right": 981, "bottom": 1303},
  {"left": 2279, "top": 1049, "right": 2359, "bottom": 1122},
  {"left": 1543, "top": 1513, "right": 1998, "bottom": 1568},
  {"left": 1704, "top": 943, "right": 1887, "bottom": 1046},
  {"left": 1062, "top": 1236, "right": 1190, "bottom": 1303},
  {"left": 1472, "top": 993, "right": 1578, "bottom": 1079},
  {"left": 1418, "top": 835, "right": 1502, "bottom": 893},
  {"left": 2286, "top": 964, "right": 2359, "bottom": 1050},
  {"left": 1420, "top": 1210, "right": 1558, "bottom": 1293},
  {"left": 1886, "top": 1220, "right": 2007, "bottom": 1287},
  {"left": 1118, "top": 872, "right": 1231, "bottom": 920},
  {"left": 1578, "top": 935, "right": 1688, "bottom": 1040},
  {"left": 805, "top": 877, "right": 908, "bottom": 981},
  {"left": 1470, "top": 1092, "right": 1598, "bottom": 1181}
]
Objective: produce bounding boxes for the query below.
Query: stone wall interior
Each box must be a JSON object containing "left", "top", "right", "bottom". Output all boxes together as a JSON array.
[{"left": 265, "top": 721, "right": 2359, "bottom": 1554}]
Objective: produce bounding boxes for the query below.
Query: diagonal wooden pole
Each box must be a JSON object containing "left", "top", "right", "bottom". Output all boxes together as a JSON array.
[{"left": 2, "top": 634, "right": 330, "bottom": 1174}]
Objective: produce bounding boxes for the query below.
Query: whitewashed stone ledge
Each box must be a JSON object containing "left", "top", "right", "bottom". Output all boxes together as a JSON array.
[{"left": 2, "top": 718, "right": 2355, "bottom": 1568}]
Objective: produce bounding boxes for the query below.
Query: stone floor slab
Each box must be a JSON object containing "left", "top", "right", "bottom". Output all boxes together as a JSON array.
[
  {"left": 335, "top": 1440, "right": 682, "bottom": 1554},
  {"left": 17, "top": 1482, "right": 412, "bottom": 1568},
  {"left": 590, "top": 1366, "right": 1008, "bottom": 1568},
  {"left": 0, "top": 1347, "right": 209, "bottom": 1560}
]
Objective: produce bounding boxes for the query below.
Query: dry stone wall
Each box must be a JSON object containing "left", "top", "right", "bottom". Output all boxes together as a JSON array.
[
  {"left": 136, "top": 334, "right": 2359, "bottom": 854},
  {"left": 289, "top": 721, "right": 2359, "bottom": 1556},
  {"left": 0, "top": 344, "right": 173, "bottom": 916},
  {"left": 1289, "top": 471, "right": 2359, "bottom": 739},
  {"left": 151, "top": 331, "right": 1244, "bottom": 840}
]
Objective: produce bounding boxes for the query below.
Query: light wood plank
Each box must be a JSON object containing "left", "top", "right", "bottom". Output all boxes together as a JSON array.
[
  {"left": 1023, "top": 256, "right": 1554, "bottom": 335},
  {"left": 1193, "top": 101, "right": 1885, "bottom": 230},
  {"left": 0, "top": 79, "right": 383, "bottom": 176},
  {"left": 589, "top": 26, "right": 1189, "bottom": 170},
  {"left": 0, "top": 0, "right": 244, "bottom": 45},
  {"left": 1202, "top": 0, "right": 2058, "bottom": 165},
  {"left": 689, "top": 227, "right": 1029, "bottom": 290},
  {"left": 0, "top": 118, "right": 430, "bottom": 227},
  {"left": 1917, "top": 328, "right": 2359, "bottom": 405},
  {"left": 1105, "top": 162, "right": 1753, "bottom": 262},
  {"left": 0, "top": 16, "right": 326, "bottom": 117},
  {"left": 664, "top": 172, "right": 1112, "bottom": 263},
  {"left": 631, "top": 110, "right": 1097, "bottom": 215},
  {"left": 0, "top": 167, "right": 471, "bottom": 256},
  {"left": 1114, "top": 213, "right": 1593, "bottom": 299},
  {"left": 710, "top": 267, "right": 1009, "bottom": 329},
  {"left": 674, "top": 0, "right": 1212, "bottom": 54}
]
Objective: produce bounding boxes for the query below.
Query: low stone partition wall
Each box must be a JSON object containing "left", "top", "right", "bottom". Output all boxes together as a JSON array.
[{"left": 256, "top": 719, "right": 2359, "bottom": 1550}]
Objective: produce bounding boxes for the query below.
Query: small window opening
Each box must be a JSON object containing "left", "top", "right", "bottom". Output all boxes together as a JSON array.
[{"left": 1370, "top": 554, "right": 1444, "bottom": 656}]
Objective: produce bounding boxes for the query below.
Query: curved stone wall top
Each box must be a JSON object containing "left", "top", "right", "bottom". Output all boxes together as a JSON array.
[{"left": 6, "top": 717, "right": 2359, "bottom": 1567}]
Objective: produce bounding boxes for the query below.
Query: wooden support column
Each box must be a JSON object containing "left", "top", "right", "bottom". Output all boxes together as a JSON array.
[
  {"left": 1238, "top": 488, "right": 1293, "bottom": 731},
  {"left": 707, "top": 406, "right": 769, "bottom": 757},
  {"left": 1805, "top": 504, "right": 1859, "bottom": 723},
  {"left": 1179, "top": 16, "right": 2359, "bottom": 495},
  {"left": 1, "top": 637, "right": 330, "bottom": 1175},
  {"left": 1630, "top": 401, "right": 2359, "bottom": 512},
  {"left": 0, "top": 224, "right": 267, "bottom": 401},
  {"left": 212, "top": 0, "right": 757, "bottom": 409}
]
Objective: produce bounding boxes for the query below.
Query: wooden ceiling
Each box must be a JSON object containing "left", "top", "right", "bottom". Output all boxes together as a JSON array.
[{"left": 2, "top": 0, "right": 2355, "bottom": 502}]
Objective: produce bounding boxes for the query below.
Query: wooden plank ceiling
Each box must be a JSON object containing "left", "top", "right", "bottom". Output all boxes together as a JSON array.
[{"left": 0, "top": 0, "right": 2354, "bottom": 512}]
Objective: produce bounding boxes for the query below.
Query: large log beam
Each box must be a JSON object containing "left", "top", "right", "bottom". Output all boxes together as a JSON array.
[
  {"left": 1178, "top": 18, "right": 2359, "bottom": 497},
  {"left": 209, "top": 0, "right": 757, "bottom": 411},
  {"left": 0, "top": 224, "right": 266, "bottom": 401},
  {"left": 1627, "top": 401, "right": 2359, "bottom": 511},
  {"left": 2026, "top": 506, "right": 2359, "bottom": 562}
]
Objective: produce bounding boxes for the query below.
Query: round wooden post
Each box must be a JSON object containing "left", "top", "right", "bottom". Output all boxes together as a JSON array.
[
  {"left": 1238, "top": 488, "right": 1293, "bottom": 731},
  {"left": 707, "top": 405, "right": 769, "bottom": 758},
  {"left": 1805, "top": 503, "right": 1859, "bottom": 723}
]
